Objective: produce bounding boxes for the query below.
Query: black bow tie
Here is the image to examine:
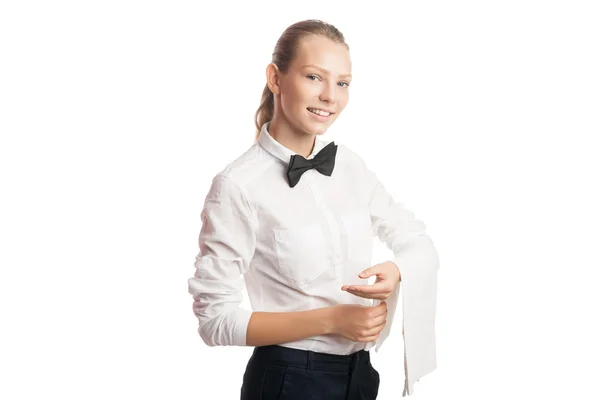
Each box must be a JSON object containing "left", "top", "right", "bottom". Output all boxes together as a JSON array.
[{"left": 286, "top": 141, "right": 338, "bottom": 188}]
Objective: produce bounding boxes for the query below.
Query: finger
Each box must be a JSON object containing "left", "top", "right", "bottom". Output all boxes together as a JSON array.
[
  {"left": 370, "top": 312, "right": 387, "bottom": 326},
  {"left": 344, "top": 284, "right": 391, "bottom": 297},
  {"left": 359, "top": 335, "right": 379, "bottom": 343},
  {"left": 343, "top": 289, "right": 371, "bottom": 300},
  {"left": 343, "top": 282, "right": 391, "bottom": 294},
  {"left": 365, "top": 319, "right": 387, "bottom": 337},
  {"left": 371, "top": 304, "right": 388, "bottom": 318},
  {"left": 360, "top": 334, "right": 380, "bottom": 343},
  {"left": 344, "top": 288, "right": 386, "bottom": 300}
]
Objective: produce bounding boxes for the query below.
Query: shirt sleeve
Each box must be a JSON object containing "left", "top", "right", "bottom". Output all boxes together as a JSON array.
[
  {"left": 187, "top": 174, "right": 258, "bottom": 347},
  {"left": 364, "top": 165, "right": 440, "bottom": 397}
]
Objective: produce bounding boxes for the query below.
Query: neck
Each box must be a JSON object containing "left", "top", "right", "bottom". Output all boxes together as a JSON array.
[{"left": 269, "top": 115, "right": 316, "bottom": 158}]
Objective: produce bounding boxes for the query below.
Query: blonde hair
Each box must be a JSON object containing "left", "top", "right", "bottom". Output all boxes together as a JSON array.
[{"left": 254, "top": 19, "right": 349, "bottom": 141}]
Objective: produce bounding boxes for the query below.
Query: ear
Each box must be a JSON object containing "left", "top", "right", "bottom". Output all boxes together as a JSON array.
[{"left": 266, "top": 62, "right": 281, "bottom": 95}]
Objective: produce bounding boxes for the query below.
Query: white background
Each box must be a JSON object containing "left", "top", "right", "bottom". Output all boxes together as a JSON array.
[{"left": 1, "top": 1, "right": 599, "bottom": 399}]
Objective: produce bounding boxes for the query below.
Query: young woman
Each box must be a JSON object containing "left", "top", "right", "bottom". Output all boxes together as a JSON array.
[{"left": 188, "top": 19, "right": 440, "bottom": 399}]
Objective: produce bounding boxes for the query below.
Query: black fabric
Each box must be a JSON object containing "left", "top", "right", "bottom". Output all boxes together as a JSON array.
[
  {"left": 286, "top": 141, "right": 338, "bottom": 188},
  {"left": 240, "top": 344, "right": 380, "bottom": 400}
]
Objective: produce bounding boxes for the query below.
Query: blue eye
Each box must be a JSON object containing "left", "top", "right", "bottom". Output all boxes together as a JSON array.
[{"left": 307, "top": 74, "right": 349, "bottom": 87}]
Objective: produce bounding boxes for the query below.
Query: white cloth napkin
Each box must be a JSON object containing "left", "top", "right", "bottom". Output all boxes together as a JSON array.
[{"left": 372, "top": 234, "right": 440, "bottom": 396}]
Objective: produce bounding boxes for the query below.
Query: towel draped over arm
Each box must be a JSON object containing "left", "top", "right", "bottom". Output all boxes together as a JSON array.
[{"left": 365, "top": 165, "right": 440, "bottom": 397}]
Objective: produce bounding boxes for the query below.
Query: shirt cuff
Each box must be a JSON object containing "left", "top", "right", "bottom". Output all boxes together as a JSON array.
[{"left": 233, "top": 308, "right": 254, "bottom": 347}]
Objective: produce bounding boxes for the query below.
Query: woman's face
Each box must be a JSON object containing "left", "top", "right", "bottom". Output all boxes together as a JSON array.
[{"left": 275, "top": 35, "right": 352, "bottom": 136}]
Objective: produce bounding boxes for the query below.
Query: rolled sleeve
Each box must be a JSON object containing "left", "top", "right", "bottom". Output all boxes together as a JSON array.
[{"left": 188, "top": 175, "right": 257, "bottom": 347}]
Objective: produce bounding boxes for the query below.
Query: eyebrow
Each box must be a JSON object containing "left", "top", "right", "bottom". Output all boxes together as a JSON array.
[{"left": 302, "top": 64, "right": 352, "bottom": 79}]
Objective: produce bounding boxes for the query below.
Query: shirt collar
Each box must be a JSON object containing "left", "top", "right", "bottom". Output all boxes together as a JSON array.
[{"left": 258, "top": 121, "right": 329, "bottom": 164}]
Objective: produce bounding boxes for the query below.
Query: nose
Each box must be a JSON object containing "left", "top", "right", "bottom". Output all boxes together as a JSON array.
[{"left": 318, "top": 81, "right": 337, "bottom": 105}]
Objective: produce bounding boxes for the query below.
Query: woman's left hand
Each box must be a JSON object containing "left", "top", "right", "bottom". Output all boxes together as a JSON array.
[{"left": 341, "top": 261, "right": 401, "bottom": 301}]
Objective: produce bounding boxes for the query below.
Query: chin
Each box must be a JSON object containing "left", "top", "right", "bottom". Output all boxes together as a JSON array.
[
  {"left": 307, "top": 122, "right": 329, "bottom": 134},
  {"left": 316, "top": 124, "right": 332, "bottom": 135},
  {"left": 299, "top": 117, "right": 331, "bottom": 136},
  {"left": 307, "top": 127, "right": 325, "bottom": 136}
]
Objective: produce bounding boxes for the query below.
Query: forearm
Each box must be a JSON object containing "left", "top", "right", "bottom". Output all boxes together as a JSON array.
[{"left": 246, "top": 306, "right": 334, "bottom": 347}]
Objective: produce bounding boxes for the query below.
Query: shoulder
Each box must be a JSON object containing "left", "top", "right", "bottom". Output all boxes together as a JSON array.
[
  {"left": 335, "top": 141, "right": 369, "bottom": 171},
  {"left": 204, "top": 149, "right": 258, "bottom": 220},
  {"left": 204, "top": 142, "right": 267, "bottom": 210},
  {"left": 335, "top": 141, "right": 379, "bottom": 193},
  {"left": 212, "top": 142, "right": 267, "bottom": 191}
]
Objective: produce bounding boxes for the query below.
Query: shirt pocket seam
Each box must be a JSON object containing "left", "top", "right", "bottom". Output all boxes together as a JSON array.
[{"left": 272, "top": 224, "right": 330, "bottom": 286}]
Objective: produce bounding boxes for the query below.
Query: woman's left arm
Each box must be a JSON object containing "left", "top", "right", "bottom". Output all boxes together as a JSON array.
[{"left": 363, "top": 162, "right": 440, "bottom": 396}]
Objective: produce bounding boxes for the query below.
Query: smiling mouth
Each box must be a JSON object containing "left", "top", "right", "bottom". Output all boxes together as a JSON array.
[{"left": 307, "top": 107, "right": 334, "bottom": 117}]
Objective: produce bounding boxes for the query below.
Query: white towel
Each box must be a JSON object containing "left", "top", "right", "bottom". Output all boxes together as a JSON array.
[{"left": 372, "top": 234, "right": 440, "bottom": 396}]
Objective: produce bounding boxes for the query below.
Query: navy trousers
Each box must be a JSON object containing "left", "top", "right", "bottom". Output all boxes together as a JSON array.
[{"left": 240, "top": 344, "right": 380, "bottom": 400}]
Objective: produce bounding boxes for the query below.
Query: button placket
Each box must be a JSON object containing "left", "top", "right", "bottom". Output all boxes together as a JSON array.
[{"left": 306, "top": 172, "right": 343, "bottom": 283}]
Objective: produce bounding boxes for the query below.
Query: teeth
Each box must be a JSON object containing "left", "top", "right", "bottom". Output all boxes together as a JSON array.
[{"left": 308, "top": 108, "right": 331, "bottom": 116}]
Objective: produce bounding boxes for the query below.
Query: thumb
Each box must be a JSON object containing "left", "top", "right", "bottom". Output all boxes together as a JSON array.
[{"left": 358, "top": 266, "right": 378, "bottom": 278}]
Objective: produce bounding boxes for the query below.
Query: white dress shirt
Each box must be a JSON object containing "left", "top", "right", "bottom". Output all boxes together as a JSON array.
[{"left": 188, "top": 121, "right": 440, "bottom": 396}]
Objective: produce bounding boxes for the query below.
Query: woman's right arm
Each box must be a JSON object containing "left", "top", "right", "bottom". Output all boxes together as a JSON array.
[
  {"left": 189, "top": 174, "right": 341, "bottom": 347},
  {"left": 188, "top": 175, "right": 258, "bottom": 347},
  {"left": 246, "top": 307, "right": 336, "bottom": 347}
]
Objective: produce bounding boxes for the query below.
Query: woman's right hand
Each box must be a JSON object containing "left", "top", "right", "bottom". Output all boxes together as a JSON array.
[{"left": 328, "top": 302, "right": 388, "bottom": 342}]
